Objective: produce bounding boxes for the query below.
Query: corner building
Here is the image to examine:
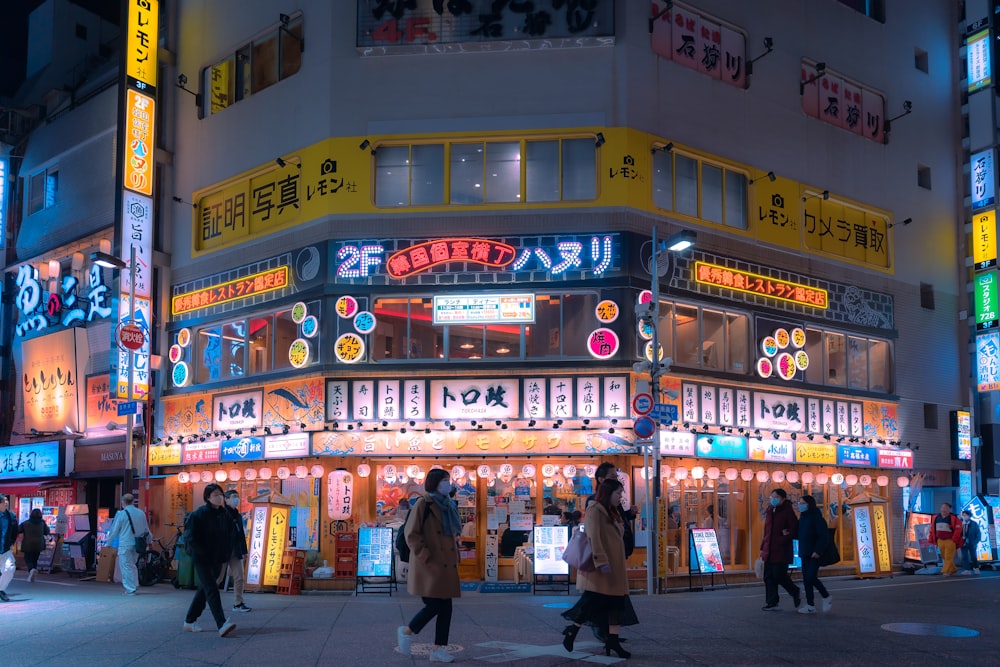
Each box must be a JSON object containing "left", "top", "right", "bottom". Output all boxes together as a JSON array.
[{"left": 156, "top": 1, "right": 967, "bottom": 586}]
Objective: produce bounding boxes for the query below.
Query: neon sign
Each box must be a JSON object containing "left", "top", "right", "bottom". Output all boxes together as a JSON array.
[
  {"left": 14, "top": 263, "right": 113, "bottom": 337},
  {"left": 695, "top": 261, "right": 828, "bottom": 308},
  {"left": 171, "top": 266, "right": 289, "bottom": 315},
  {"left": 386, "top": 238, "right": 516, "bottom": 279},
  {"left": 0, "top": 158, "right": 6, "bottom": 248}
]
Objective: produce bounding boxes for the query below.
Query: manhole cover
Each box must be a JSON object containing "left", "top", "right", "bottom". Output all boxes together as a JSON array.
[
  {"left": 882, "top": 623, "right": 979, "bottom": 638},
  {"left": 543, "top": 602, "right": 574, "bottom": 608}
]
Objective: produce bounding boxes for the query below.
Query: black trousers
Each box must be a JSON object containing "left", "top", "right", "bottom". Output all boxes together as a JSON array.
[
  {"left": 23, "top": 551, "right": 40, "bottom": 570},
  {"left": 801, "top": 558, "right": 828, "bottom": 606},
  {"left": 409, "top": 597, "right": 453, "bottom": 646},
  {"left": 763, "top": 562, "right": 800, "bottom": 607},
  {"left": 186, "top": 560, "right": 226, "bottom": 628}
]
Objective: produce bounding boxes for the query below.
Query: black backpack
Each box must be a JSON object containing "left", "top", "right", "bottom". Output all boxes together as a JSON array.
[{"left": 395, "top": 501, "right": 432, "bottom": 563}]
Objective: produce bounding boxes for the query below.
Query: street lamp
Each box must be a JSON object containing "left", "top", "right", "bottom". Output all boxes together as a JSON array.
[
  {"left": 91, "top": 246, "right": 138, "bottom": 496},
  {"left": 635, "top": 227, "right": 694, "bottom": 595}
]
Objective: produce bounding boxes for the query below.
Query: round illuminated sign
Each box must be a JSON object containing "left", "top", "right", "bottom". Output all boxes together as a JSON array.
[
  {"left": 586, "top": 327, "right": 620, "bottom": 360},
  {"left": 595, "top": 300, "right": 620, "bottom": 324},
  {"left": 761, "top": 336, "right": 778, "bottom": 357},
  {"left": 334, "top": 333, "right": 366, "bottom": 364},
  {"left": 637, "top": 290, "right": 653, "bottom": 304},
  {"left": 172, "top": 361, "right": 190, "bottom": 387},
  {"left": 644, "top": 341, "right": 664, "bottom": 363},
  {"left": 168, "top": 344, "right": 184, "bottom": 364},
  {"left": 288, "top": 338, "right": 311, "bottom": 368},
  {"left": 774, "top": 328, "right": 790, "bottom": 349},
  {"left": 301, "top": 315, "right": 319, "bottom": 338},
  {"left": 638, "top": 320, "right": 654, "bottom": 341},
  {"left": 794, "top": 350, "right": 810, "bottom": 371},
  {"left": 119, "top": 323, "right": 145, "bottom": 351},
  {"left": 776, "top": 352, "right": 797, "bottom": 380},
  {"left": 790, "top": 327, "right": 806, "bottom": 348},
  {"left": 335, "top": 295, "right": 359, "bottom": 319},
  {"left": 177, "top": 328, "right": 192, "bottom": 347},
  {"left": 756, "top": 357, "right": 774, "bottom": 378},
  {"left": 291, "top": 301, "right": 308, "bottom": 324},
  {"left": 353, "top": 311, "right": 377, "bottom": 335}
]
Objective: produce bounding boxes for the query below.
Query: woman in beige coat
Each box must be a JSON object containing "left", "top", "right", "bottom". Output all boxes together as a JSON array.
[
  {"left": 397, "top": 469, "right": 461, "bottom": 663},
  {"left": 561, "top": 478, "right": 638, "bottom": 658}
]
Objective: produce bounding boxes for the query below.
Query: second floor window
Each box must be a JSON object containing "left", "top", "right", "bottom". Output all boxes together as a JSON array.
[
  {"left": 652, "top": 149, "right": 747, "bottom": 230},
  {"left": 28, "top": 168, "right": 58, "bottom": 214}
]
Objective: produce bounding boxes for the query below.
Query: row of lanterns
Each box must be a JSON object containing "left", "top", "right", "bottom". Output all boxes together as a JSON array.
[
  {"left": 637, "top": 465, "right": 902, "bottom": 488},
  {"left": 364, "top": 462, "right": 595, "bottom": 483},
  {"left": 176, "top": 464, "right": 326, "bottom": 484}
]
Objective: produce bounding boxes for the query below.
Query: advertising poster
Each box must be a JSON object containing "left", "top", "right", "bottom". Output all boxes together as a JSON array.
[
  {"left": 903, "top": 512, "right": 936, "bottom": 563},
  {"left": 510, "top": 513, "right": 533, "bottom": 531},
  {"left": 689, "top": 528, "right": 725, "bottom": 574},
  {"left": 357, "top": 527, "right": 393, "bottom": 577},
  {"left": 533, "top": 526, "right": 570, "bottom": 576},
  {"left": 485, "top": 533, "right": 498, "bottom": 582}
]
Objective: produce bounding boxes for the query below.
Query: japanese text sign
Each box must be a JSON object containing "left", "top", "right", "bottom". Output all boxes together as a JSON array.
[
  {"left": 212, "top": 390, "right": 263, "bottom": 432},
  {"left": 694, "top": 261, "right": 828, "bottom": 308}
]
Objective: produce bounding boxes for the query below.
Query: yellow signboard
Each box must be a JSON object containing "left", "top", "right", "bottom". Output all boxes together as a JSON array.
[
  {"left": 873, "top": 504, "right": 891, "bottom": 572},
  {"left": 803, "top": 197, "right": 890, "bottom": 269},
  {"left": 125, "top": 0, "right": 159, "bottom": 88},
  {"left": 694, "top": 261, "right": 828, "bottom": 309},
  {"left": 973, "top": 209, "right": 997, "bottom": 269},
  {"left": 263, "top": 506, "right": 289, "bottom": 586},
  {"left": 752, "top": 175, "right": 801, "bottom": 251},
  {"left": 209, "top": 60, "right": 232, "bottom": 115},
  {"left": 123, "top": 89, "right": 155, "bottom": 196},
  {"left": 171, "top": 265, "right": 289, "bottom": 316},
  {"left": 148, "top": 443, "right": 182, "bottom": 466},
  {"left": 794, "top": 442, "right": 837, "bottom": 465}
]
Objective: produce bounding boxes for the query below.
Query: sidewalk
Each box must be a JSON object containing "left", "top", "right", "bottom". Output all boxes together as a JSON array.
[{"left": 2, "top": 569, "right": 998, "bottom": 666}]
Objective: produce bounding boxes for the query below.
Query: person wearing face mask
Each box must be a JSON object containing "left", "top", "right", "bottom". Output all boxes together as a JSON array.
[
  {"left": 218, "top": 490, "right": 251, "bottom": 612},
  {"left": 759, "top": 488, "right": 800, "bottom": 611},
  {"left": 795, "top": 495, "right": 832, "bottom": 613},
  {"left": 106, "top": 493, "right": 149, "bottom": 596},
  {"left": 397, "top": 469, "right": 462, "bottom": 663},
  {"left": 182, "top": 484, "right": 237, "bottom": 637},
  {"left": 959, "top": 511, "right": 981, "bottom": 576}
]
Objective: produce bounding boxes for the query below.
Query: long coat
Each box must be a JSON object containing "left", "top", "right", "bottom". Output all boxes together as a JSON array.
[
  {"left": 404, "top": 495, "right": 461, "bottom": 599},
  {"left": 796, "top": 507, "right": 830, "bottom": 560},
  {"left": 19, "top": 518, "right": 50, "bottom": 553},
  {"left": 576, "top": 503, "right": 628, "bottom": 596},
  {"left": 760, "top": 500, "right": 798, "bottom": 564}
]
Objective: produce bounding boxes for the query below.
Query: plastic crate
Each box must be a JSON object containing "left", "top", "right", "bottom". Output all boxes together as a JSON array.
[
  {"left": 277, "top": 549, "right": 305, "bottom": 595},
  {"left": 334, "top": 532, "right": 357, "bottom": 579}
]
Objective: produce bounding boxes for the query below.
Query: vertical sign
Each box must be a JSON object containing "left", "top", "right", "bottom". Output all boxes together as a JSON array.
[
  {"left": 967, "top": 29, "right": 992, "bottom": 93},
  {"left": 953, "top": 410, "right": 972, "bottom": 461},
  {"left": 977, "top": 332, "right": 1000, "bottom": 391},
  {"left": 976, "top": 271, "right": 999, "bottom": 330},
  {"left": 0, "top": 157, "right": 6, "bottom": 248},
  {"left": 971, "top": 149, "right": 995, "bottom": 210},
  {"left": 246, "top": 505, "right": 267, "bottom": 585},
  {"left": 854, "top": 505, "right": 877, "bottom": 573},
  {"left": 872, "top": 505, "right": 891, "bottom": 573},
  {"left": 973, "top": 209, "right": 997, "bottom": 270}
]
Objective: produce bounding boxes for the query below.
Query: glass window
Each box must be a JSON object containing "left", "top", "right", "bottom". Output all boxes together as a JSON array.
[
  {"left": 725, "top": 171, "right": 747, "bottom": 229},
  {"left": 526, "top": 294, "right": 562, "bottom": 357},
  {"left": 450, "top": 143, "right": 483, "bottom": 204},
  {"left": 726, "top": 313, "right": 749, "bottom": 373},
  {"left": 248, "top": 316, "right": 272, "bottom": 374},
  {"left": 372, "top": 298, "right": 409, "bottom": 360},
  {"left": 847, "top": 336, "right": 869, "bottom": 390},
  {"left": 674, "top": 304, "right": 700, "bottom": 367},
  {"left": 701, "top": 164, "right": 723, "bottom": 224},
  {"left": 196, "top": 322, "right": 246, "bottom": 383},
  {"left": 235, "top": 48, "right": 251, "bottom": 101},
  {"left": 700, "top": 309, "right": 724, "bottom": 369},
  {"left": 486, "top": 323, "right": 520, "bottom": 359},
  {"left": 251, "top": 32, "right": 279, "bottom": 93},
  {"left": 826, "top": 333, "right": 847, "bottom": 386},
  {"left": 279, "top": 19, "right": 303, "bottom": 79},
  {"left": 411, "top": 144, "right": 445, "bottom": 205},
  {"left": 675, "top": 154, "right": 699, "bottom": 217},
  {"left": 652, "top": 151, "right": 673, "bottom": 210},
  {"left": 449, "top": 325, "right": 484, "bottom": 360},
  {"left": 488, "top": 470, "right": 536, "bottom": 558},
  {"left": 656, "top": 302, "right": 675, "bottom": 364},
  {"left": 561, "top": 138, "right": 596, "bottom": 200},
  {"left": 411, "top": 298, "right": 438, "bottom": 359},
  {"left": 28, "top": 172, "right": 45, "bottom": 214},
  {"left": 486, "top": 141, "right": 520, "bottom": 203},
  {"left": 868, "top": 339, "right": 893, "bottom": 393},
  {"left": 804, "top": 328, "right": 824, "bottom": 385},
  {"left": 526, "top": 140, "right": 559, "bottom": 202},
  {"left": 375, "top": 146, "right": 410, "bottom": 207},
  {"left": 272, "top": 310, "right": 298, "bottom": 370},
  {"left": 561, "top": 292, "right": 600, "bottom": 356}
]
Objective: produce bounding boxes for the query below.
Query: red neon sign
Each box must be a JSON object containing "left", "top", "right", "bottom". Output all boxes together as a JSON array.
[{"left": 386, "top": 238, "right": 516, "bottom": 279}]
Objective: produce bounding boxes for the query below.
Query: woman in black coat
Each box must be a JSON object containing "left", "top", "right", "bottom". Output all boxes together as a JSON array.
[{"left": 796, "top": 495, "right": 832, "bottom": 613}]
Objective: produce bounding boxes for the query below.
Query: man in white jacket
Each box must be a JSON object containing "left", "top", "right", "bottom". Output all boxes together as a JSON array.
[{"left": 106, "top": 494, "right": 149, "bottom": 595}]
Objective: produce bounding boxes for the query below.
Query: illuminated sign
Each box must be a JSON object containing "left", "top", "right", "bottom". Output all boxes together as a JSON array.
[
  {"left": 264, "top": 433, "right": 310, "bottom": 459},
  {"left": 976, "top": 271, "right": 999, "bottom": 330},
  {"left": 125, "top": 0, "right": 159, "bottom": 88},
  {"left": 953, "top": 410, "right": 972, "bottom": 461},
  {"left": 357, "top": 527, "right": 394, "bottom": 577},
  {"left": 220, "top": 436, "right": 264, "bottom": 462},
  {"left": 14, "top": 262, "right": 114, "bottom": 337},
  {"left": 973, "top": 209, "right": 997, "bottom": 270},
  {"left": 659, "top": 431, "right": 696, "bottom": 457},
  {"left": 432, "top": 293, "right": 534, "bottom": 325},
  {"left": 694, "top": 261, "right": 828, "bottom": 308},
  {"left": 123, "top": 90, "right": 155, "bottom": 196},
  {"left": 147, "top": 443, "right": 182, "bottom": 466},
  {"left": 0, "top": 158, "right": 6, "bottom": 248},
  {"left": 695, "top": 434, "right": 748, "bottom": 460},
  {"left": 21, "top": 329, "right": 88, "bottom": 433},
  {"left": 263, "top": 506, "right": 289, "bottom": 586},
  {"left": 112, "top": 293, "right": 151, "bottom": 400},
  {"left": 213, "top": 390, "right": 263, "bottom": 432},
  {"left": 171, "top": 266, "right": 289, "bottom": 315},
  {"left": 876, "top": 449, "right": 913, "bottom": 469},
  {"left": 971, "top": 149, "right": 995, "bottom": 210},
  {"left": 837, "top": 446, "right": 877, "bottom": 467},
  {"left": 181, "top": 440, "right": 221, "bottom": 464},
  {"left": 748, "top": 438, "right": 794, "bottom": 463},
  {"left": 795, "top": 442, "right": 837, "bottom": 465},
  {"left": 967, "top": 29, "right": 992, "bottom": 93},
  {"left": 0, "top": 442, "right": 61, "bottom": 480},
  {"left": 978, "top": 332, "right": 1000, "bottom": 391},
  {"left": 386, "top": 238, "right": 516, "bottom": 279}
]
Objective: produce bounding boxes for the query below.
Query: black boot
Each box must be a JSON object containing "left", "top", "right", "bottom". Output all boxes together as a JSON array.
[
  {"left": 604, "top": 633, "right": 631, "bottom": 659},
  {"left": 562, "top": 624, "right": 580, "bottom": 652}
]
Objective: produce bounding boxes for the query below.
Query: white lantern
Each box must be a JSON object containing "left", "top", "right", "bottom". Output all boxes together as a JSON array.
[
  {"left": 845, "top": 474, "right": 858, "bottom": 486},
  {"left": 228, "top": 468, "right": 242, "bottom": 482},
  {"left": 786, "top": 471, "right": 799, "bottom": 484},
  {"left": 740, "top": 468, "right": 754, "bottom": 481},
  {"left": 311, "top": 464, "right": 325, "bottom": 478},
  {"left": 584, "top": 465, "right": 597, "bottom": 478},
  {"left": 522, "top": 464, "right": 536, "bottom": 478},
  {"left": 756, "top": 470, "right": 769, "bottom": 483},
  {"left": 674, "top": 466, "right": 688, "bottom": 480},
  {"left": 816, "top": 472, "right": 829, "bottom": 485},
  {"left": 382, "top": 464, "right": 396, "bottom": 483},
  {"left": 707, "top": 467, "right": 720, "bottom": 480},
  {"left": 897, "top": 476, "right": 909, "bottom": 488},
  {"left": 877, "top": 475, "right": 889, "bottom": 487},
  {"left": 543, "top": 478, "right": 554, "bottom": 487},
  {"left": 189, "top": 470, "right": 200, "bottom": 482},
  {"left": 500, "top": 463, "right": 515, "bottom": 478},
  {"left": 541, "top": 463, "right": 557, "bottom": 478},
  {"left": 691, "top": 466, "right": 705, "bottom": 480},
  {"left": 477, "top": 465, "right": 491, "bottom": 479},
  {"left": 725, "top": 468, "right": 739, "bottom": 481},
  {"left": 859, "top": 474, "right": 872, "bottom": 487},
  {"left": 406, "top": 464, "right": 422, "bottom": 479},
  {"left": 244, "top": 468, "right": 258, "bottom": 481},
  {"left": 327, "top": 469, "right": 354, "bottom": 520},
  {"left": 201, "top": 471, "right": 214, "bottom": 482},
  {"left": 772, "top": 470, "right": 785, "bottom": 483},
  {"left": 451, "top": 465, "right": 467, "bottom": 480},
  {"left": 831, "top": 473, "right": 844, "bottom": 485},
  {"left": 259, "top": 467, "right": 272, "bottom": 480},
  {"left": 356, "top": 463, "right": 371, "bottom": 478},
  {"left": 801, "top": 471, "right": 814, "bottom": 484},
  {"left": 660, "top": 465, "right": 671, "bottom": 479},
  {"left": 295, "top": 466, "right": 308, "bottom": 479},
  {"left": 177, "top": 472, "right": 189, "bottom": 483},
  {"left": 563, "top": 465, "right": 577, "bottom": 478},
  {"left": 277, "top": 466, "right": 291, "bottom": 480}
]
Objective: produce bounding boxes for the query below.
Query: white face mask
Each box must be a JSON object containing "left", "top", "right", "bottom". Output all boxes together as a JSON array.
[
  {"left": 437, "top": 480, "right": 452, "bottom": 496},
  {"left": 228, "top": 496, "right": 240, "bottom": 508}
]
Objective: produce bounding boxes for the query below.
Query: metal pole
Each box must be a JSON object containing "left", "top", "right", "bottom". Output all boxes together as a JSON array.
[
  {"left": 642, "top": 422, "right": 652, "bottom": 596},
  {"left": 124, "top": 244, "right": 136, "bottom": 496},
  {"left": 969, "top": 386, "right": 979, "bottom": 498},
  {"left": 648, "top": 227, "right": 662, "bottom": 595}
]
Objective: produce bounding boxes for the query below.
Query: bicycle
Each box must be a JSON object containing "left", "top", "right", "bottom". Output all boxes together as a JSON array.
[{"left": 138, "top": 525, "right": 181, "bottom": 587}]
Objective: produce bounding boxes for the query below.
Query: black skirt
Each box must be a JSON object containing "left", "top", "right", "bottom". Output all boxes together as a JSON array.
[{"left": 561, "top": 590, "right": 639, "bottom": 627}]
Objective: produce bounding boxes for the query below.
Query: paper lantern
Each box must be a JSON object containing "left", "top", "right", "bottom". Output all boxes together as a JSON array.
[
  {"left": 201, "top": 471, "right": 214, "bottom": 482},
  {"left": 584, "top": 465, "right": 597, "bottom": 478},
  {"left": 740, "top": 468, "right": 754, "bottom": 481},
  {"left": 563, "top": 465, "right": 577, "bottom": 478},
  {"left": 327, "top": 469, "right": 354, "bottom": 520},
  {"left": 725, "top": 468, "right": 739, "bottom": 481},
  {"left": 541, "top": 463, "right": 557, "bottom": 478},
  {"left": 188, "top": 470, "right": 199, "bottom": 482},
  {"left": 815, "top": 473, "right": 829, "bottom": 485},
  {"left": 356, "top": 463, "right": 371, "bottom": 478},
  {"left": 831, "top": 473, "right": 844, "bottom": 485},
  {"left": 451, "top": 465, "right": 467, "bottom": 479},
  {"left": 674, "top": 466, "right": 688, "bottom": 480},
  {"left": 786, "top": 471, "right": 799, "bottom": 484},
  {"left": 406, "top": 464, "right": 422, "bottom": 479},
  {"left": 311, "top": 464, "right": 325, "bottom": 477},
  {"left": 859, "top": 474, "right": 872, "bottom": 487},
  {"left": 897, "top": 476, "right": 909, "bottom": 488},
  {"left": 877, "top": 475, "right": 889, "bottom": 487},
  {"left": 756, "top": 470, "right": 769, "bottom": 483},
  {"left": 707, "top": 467, "right": 721, "bottom": 480},
  {"left": 544, "top": 478, "right": 554, "bottom": 487},
  {"left": 244, "top": 468, "right": 258, "bottom": 481},
  {"left": 295, "top": 466, "right": 308, "bottom": 479},
  {"left": 177, "top": 472, "right": 189, "bottom": 483},
  {"left": 228, "top": 468, "right": 242, "bottom": 482},
  {"left": 801, "top": 471, "right": 814, "bottom": 484},
  {"left": 499, "top": 463, "right": 515, "bottom": 478},
  {"left": 521, "top": 464, "right": 536, "bottom": 478},
  {"left": 477, "top": 464, "right": 491, "bottom": 478},
  {"left": 277, "top": 466, "right": 290, "bottom": 480},
  {"left": 772, "top": 470, "right": 785, "bottom": 483},
  {"left": 845, "top": 474, "right": 858, "bottom": 486},
  {"left": 382, "top": 465, "right": 396, "bottom": 483},
  {"left": 259, "top": 467, "right": 273, "bottom": 480}
]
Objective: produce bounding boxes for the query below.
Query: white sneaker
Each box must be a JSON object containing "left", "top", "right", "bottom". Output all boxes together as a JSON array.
[
  {"left": 397, "top": 626, "right": 412, "bottom": 656},
  {"left": 183, "top": 622, "right": 203, "bottom": 633},
  {"left": 428, "top": 646, "right": 455, "bottom": 663},
  {"left": 218, "top": 619, "right": 237, "bottom": 637},
  {"left": 797, "top": 605, "right": 816, "bottom": 614},
  {"left": 959, "top": 570, "right": 972, "bottom": 576},
  {"left": 27, "top": 569, "right": 36, "bottom": 582},
  {"left": 822, "top": 595, "right": 833, "bottom": 613}
]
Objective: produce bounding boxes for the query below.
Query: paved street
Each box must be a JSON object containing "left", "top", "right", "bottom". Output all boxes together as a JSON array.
[{"left": 2, "top": 570, "right": 998, "bottom": 666}]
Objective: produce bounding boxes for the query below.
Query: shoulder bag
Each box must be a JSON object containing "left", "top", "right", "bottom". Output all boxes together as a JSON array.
[
  {"left": 817, "top": 527, "right": 840, "bottom": 566},
  {"left": 123, "top": 508, "right": 149, "bottom": 555},
  {"left": 561, "top": 525, "right": 596, "bottom": 572}
]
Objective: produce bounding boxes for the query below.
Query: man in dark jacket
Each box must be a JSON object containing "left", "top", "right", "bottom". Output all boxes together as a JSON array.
[
  {"left": 183, "top": 484, "right": 237, "bottom": 636},
  {"left": 0, "top": 496, "right": 17, "bottom": 601},
  {"left": 959, "top": 510, "right": 981, "bottom": 576},
  {"left": 218, "top": 490, "right": 251, "bottom": 612},
  {"left": 759, "top": 488, "right": 801, "bottom": 611}
]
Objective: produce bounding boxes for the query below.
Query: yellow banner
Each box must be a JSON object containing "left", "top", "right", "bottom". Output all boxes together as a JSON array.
[
  {"left": 873, "top": 504, "right": 891, "bottom": 572},
  {"left": 803, "top": 197, "right": 890, "bottom": 269},
  {"left": 209, "top": 59, "right": 231, "bottom": 115},
  {"left": 794, "top": 442, "right": 837, "bottom": 465},
  {"left": 263, "top": 507, "right": 289, "bottom": 586},
  {"left": 973, "top": 209, "right": 997, "bottom": 268},
  {"left": 148, "top": 443, "right": 182, "bottom": 466},
  {"left": 123, "top": 89, "right": 155, "bottom": 196},
  {"left": 125, "top": 0, "right": 159, "bottom": 87}
]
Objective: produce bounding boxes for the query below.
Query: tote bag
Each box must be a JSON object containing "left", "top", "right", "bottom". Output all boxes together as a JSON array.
[{"left": 561, "top": 526, "right": 596, "bottom": 572}]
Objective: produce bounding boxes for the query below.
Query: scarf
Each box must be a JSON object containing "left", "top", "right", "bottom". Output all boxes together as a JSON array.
[{"left": 429, "top": 492, "right": 462, "bottom": 537}]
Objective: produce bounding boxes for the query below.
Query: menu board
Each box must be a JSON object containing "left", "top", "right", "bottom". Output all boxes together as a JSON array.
[
  {"left": 532, "top": 526, "right": 569, "bottom": 575},
  {"left": 688, "top": 528, "right": 725, "bottom": 574},
  {"left": 357, "top": 527, "right": 394, "bottom": 578}
]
